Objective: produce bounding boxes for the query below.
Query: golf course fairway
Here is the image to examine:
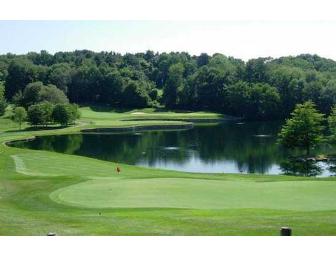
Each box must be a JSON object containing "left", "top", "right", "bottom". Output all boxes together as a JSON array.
[{"left": 1, "top": 107, "right": 336, "bottom": 236}]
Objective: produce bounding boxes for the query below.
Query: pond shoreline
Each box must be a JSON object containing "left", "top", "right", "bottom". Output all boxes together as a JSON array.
[
  {"left": 10, "top": 119, "right": 335, "bottom": 177},
  {"left": 121, "top": 117, "right": 240, "bottom": 123},
  {"left": 80, "top": 123, "right": 194, "bottom": 133}
]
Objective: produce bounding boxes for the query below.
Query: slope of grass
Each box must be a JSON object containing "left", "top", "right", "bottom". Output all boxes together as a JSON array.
[{"left": 1, "top": 106, "right": 336, "bottom": 235}]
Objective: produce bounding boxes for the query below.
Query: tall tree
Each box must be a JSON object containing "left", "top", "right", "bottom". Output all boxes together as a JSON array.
[
  {"left": 99, "top": 70, "right": 124, "bottom": 105},
  {"left": 5, "top": 59, "right": 38, "bottom": 99},
  {"left": 162, "top": 63, "right": 185, "bottom": 108},
  {"left": 18, "top": 82, "right": 68, "bottom": 108},
  {"left": 40, "top": 84, "right": 69, "bottom": 104},
  {"left": 245, "top": 58, "right": 270, "bottom": 83},
  {"left": 318, "top": 80, "right": 336, "bottom": 114},
  {"left": 278, "top": 101, "right": 325, "bottom": 156},
  {"left": 122, "top": 79, "right": 152, "bottom": 108},
  {"left": 48, "top": 63, "right": 72, "bottom": 93},
  {"left": 327, "top": 106, "right": 336, "bottom": 142},
  {"left": 224, "top": 81, "right": 251, "bottom": 117},
  {"left": 248, "top": 83, "right": 281, "bottom": 120},
  {"left": 197, "top": 53, "right": 210, "bottom": 67}
]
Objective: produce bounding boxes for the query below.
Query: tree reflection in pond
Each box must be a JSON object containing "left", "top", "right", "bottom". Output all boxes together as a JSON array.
[
  {"left": 9, "top": 121, "right": 336, "bottom": 176},
  {"left": 280, "top": 159, "right": 336, "bottom": 177},
  {"left": 280, "top": 159, "right": 323, "bottom": 177},
  {"left": 326, "top": 162, "right": 336, "bottom": 176}
]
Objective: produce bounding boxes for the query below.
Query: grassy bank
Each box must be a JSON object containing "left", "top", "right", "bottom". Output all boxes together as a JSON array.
[{"left": 1, "top": 106, "right": 336, "bottom": 235}]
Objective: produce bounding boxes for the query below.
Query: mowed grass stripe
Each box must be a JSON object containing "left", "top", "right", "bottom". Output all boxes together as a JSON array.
[
  {"left": 11, "top": 152, "right": 119, "bottom": 177},
  {"left": 50, "top": 178, "right": 336, "bottom": 211}
]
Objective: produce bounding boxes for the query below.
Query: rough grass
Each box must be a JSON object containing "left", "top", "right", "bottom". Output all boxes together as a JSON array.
[{"left": 1, "top": 106, "right": 336, "bottom": 235}]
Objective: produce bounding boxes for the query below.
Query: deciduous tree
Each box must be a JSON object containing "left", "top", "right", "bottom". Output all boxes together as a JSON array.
[
  {"left": 13, "top": 107, "right": 27, "bottom": 129},
  {"left": 27, "top": 102, "right": 53, "bottom": 126}
]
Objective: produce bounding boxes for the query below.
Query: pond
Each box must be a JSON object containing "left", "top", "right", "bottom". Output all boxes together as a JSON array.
[{"left": 10, "top": 121, "right": 336, "bottom": 177}]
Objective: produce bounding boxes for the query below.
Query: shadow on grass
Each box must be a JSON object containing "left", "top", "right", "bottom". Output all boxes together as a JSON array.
[
  {"left": 84, "top": 104, "right": 199, "bottom": 114},
  {"left": 84, "top": 104, "right": 130, "bottom": 113},
  {"left": 153, "top": 107, "right": 194, "bottom": 113},
  {"left": 83, "top": 104, "right": 225, "bottom": 115},
  {"left": 152, "top": 107, "right": 225, "bottom": 114},
  {"left": 4, "top": 125, "right": 66, "bottom": 133}
]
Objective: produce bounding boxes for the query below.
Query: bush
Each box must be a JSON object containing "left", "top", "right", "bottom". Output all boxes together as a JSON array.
[
  {"left": 27, "top": 102, "right": 53, "bottom": 126},
  {"left": 13, "top": 107, "right": 27, "bottom": 129},
  {"left": 52, "top": 103, "right": 80, "bottom": 126}
]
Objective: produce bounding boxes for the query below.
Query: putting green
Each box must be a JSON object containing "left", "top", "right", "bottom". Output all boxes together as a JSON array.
[{"left": 50, "top": 178, "right": 336, "bottom": 211}]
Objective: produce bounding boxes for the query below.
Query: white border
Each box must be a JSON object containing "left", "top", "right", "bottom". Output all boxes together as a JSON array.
[
  {"left": 0, "top": 0, "right": 335, "bottom": 20},
  {"left": 1, "top": 0, "right": 336, "bottom": 254},
  {"left": 0, "top": 237, "right": 335, "bottom": 255}
]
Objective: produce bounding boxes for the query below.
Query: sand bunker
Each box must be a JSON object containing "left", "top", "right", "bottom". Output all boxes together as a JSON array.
[{"left": 131, "top": 112, "right": 146, "bottom": 115}]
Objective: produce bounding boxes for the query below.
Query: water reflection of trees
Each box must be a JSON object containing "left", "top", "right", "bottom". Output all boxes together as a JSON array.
[
  {"left": 189, "top": 122, "right": 285, "bottom": 173},
  {"left": 12, "top": 135, "right": 83, "bottom": 155},
  {"left": 78, "top": 122, "right": 285, "bottom": 174},
  {"left": 280, "top": 159, "right": 324, "bottom": 177},
  {"left": 12, "top": 121, "right": 293, "bottom": 174},
  {"left": 149, "top": 121, "right": 286, "bottom": 173},
  {"left": 327, "top": 163, "right": 336, "bottom": 175}
]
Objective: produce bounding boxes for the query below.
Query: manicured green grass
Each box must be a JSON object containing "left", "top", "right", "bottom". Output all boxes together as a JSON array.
[
  {"left": 78, "top": 106, "right": 226, "bottom": 129},
  {"left": 1, "top": 106, "right": 336, "bottom": 235},
  {"left": 51, "top": 177, "right": 336, "bottom": 211},
  {"left": 80, "top": 106, "right": 224, "bottom": 120}
]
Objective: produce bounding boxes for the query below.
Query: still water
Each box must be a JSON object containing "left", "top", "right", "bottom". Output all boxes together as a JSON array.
[{"left": 10, "top": 121, "right": 336, "bottom": 177}]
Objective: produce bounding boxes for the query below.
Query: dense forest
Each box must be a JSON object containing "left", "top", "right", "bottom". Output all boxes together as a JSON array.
[{"left": 1, "top": 50, "right": 336, "bottom": 120}]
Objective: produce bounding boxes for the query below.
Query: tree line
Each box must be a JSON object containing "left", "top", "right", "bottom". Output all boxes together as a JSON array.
[
  {"left": 0, "top": 79, "right": 80, "bottom": 128},
  {"left": 2, "top": 50, "right": 336, "bottom": 120},
  {"left": 12, "top": 103, "right": 80, "bottom": 129}
]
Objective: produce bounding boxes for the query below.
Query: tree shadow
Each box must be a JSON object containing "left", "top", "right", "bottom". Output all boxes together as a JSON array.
[
  {"left": 4, "top": 126, "right": 66, "bottom": 133},
  {"left": 84, "top": 104, "right": 130, "bottom": 113},
  {"left": 153, "top": 107, "right": 194, "bottom": 113}
]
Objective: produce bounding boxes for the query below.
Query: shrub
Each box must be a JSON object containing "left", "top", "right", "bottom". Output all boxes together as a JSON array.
[
  {"left": 52, "top": 103, "right": 80, "bottom": 126},
  {"left": 27, "top": 102, "right": 53, "bottom": 126},
  {"left": 13, "top": 107, "right": 27, "bottom": 129}
]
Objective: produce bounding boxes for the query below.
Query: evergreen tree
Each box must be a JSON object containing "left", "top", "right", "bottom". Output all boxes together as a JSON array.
[{"left": 278, "top": 101, "right": 325, "bottom": 156}]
